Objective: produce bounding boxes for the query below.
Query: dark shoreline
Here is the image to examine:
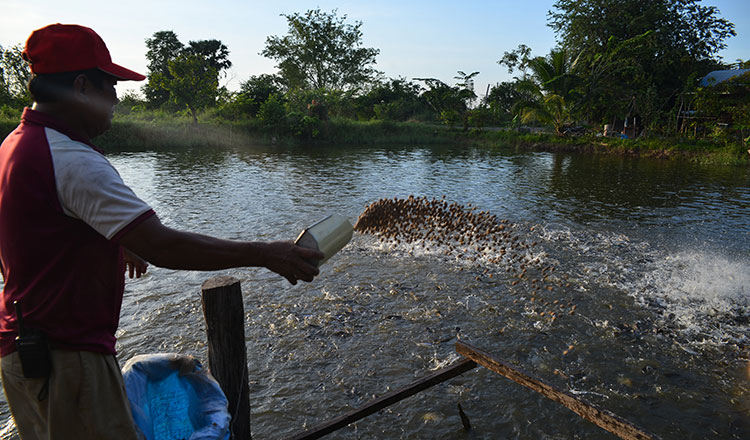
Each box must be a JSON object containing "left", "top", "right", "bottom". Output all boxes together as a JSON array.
[{"left": 2, "top": 118, "right": 747, "bottom": 165}]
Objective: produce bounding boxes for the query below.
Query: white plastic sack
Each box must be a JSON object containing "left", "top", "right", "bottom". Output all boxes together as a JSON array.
[{"left": 122, "top": 353, "right": 231, "bottom": 440}]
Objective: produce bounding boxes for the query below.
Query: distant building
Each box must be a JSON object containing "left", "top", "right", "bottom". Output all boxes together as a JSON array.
[
  {"left": 699, "top": 69, "right": 750, "bottom": 87},
  {"left": 677, "top": 68, "right": 750, "bottom": 138}
]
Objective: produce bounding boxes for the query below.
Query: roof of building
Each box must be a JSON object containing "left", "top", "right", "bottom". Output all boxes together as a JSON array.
[{"left": 699, "top": 69, "right": 750, "bottom": 87}]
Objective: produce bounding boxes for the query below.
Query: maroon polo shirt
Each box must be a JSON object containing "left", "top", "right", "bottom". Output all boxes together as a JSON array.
[{"left": 0, "top": 108, "right": 154, "bottom": 355}]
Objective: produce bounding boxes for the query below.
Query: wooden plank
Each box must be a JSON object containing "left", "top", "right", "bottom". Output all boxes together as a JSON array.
[
  {"left": 202, "top": 276, "right": 251, "bottom": 440},
  {"left": 286, "top": 358, "right": 478, "bottom": 440},
  {"left": 455, "top": 341, "right": 658, "bottom": 440}
]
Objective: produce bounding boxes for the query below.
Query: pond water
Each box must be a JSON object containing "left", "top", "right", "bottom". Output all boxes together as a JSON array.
[{"left": 1, "top": 142, "right": 749, "bottom": 439}]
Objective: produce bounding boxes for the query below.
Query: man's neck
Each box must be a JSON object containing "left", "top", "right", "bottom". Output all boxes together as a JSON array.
[{"left": 32, "top": 102, "right": 90, "bottom": 140}]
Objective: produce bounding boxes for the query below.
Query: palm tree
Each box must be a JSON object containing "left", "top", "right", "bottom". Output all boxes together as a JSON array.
[{"left": 513, "top": 49, "right": 582, "bottom": 135}]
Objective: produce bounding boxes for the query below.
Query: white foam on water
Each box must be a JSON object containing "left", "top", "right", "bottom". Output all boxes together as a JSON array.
[
  {"left": 634, "top": 250, "right": 750, "bottom": 345},
  {"left": 538, "top": 223, "right": 750, "bottom": 348}
]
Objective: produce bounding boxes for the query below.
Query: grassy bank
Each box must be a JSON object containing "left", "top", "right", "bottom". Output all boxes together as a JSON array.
[
  {"left": 99, "top": 119, "right": 457, "bottom": 150},
  {"left": 0, "top": 116, "right": 458, "bottom": 150},
  {"left": 470, "top": 129, "right": 750, "bottom": 166},
  {"left": 2, "top": 115, "right": 747, "bottom": 165}
]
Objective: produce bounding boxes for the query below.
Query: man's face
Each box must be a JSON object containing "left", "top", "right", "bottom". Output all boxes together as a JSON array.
[{"left": 81, "top": 73, "right": 119, "bottom": 138}]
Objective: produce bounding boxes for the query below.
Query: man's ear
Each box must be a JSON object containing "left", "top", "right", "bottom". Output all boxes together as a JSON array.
[{"left": 72, "top": 74, "right": 90, "bottom": 101}]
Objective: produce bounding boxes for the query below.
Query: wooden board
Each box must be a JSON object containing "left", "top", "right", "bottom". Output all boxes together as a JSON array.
[
  {"left": 286, "top": 358, "right": 477, "bottom": 440},
  {"left": 455, "top": 341, "right": 658, "bottom": 440}
]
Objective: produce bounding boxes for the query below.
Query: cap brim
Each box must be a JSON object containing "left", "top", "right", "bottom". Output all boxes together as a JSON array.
[{"left": 99, "top": 62, "right": 146, "bottom": 81}]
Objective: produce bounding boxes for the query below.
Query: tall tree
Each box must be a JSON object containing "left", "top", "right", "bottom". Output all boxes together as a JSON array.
[
  {"left": 548, "top": 0, "right": 735, "bottom": 129},
  {"left": 145, "top": 31, "right": 184, "bottom": 74},
  {"left": 143, "top": 31, "right": 230, "bottom": 111},
  {"left": 143, "top": 31, "right": 184, "bottom": 108},
  {"left": 514, "top": 49, "right": 582, "bottom": 135},
  {"left": 1, "top": 44, "right": 31, "bottom": 107},
  {"left": 548, "top": 0, "right": 735, "bottom": 62},
  {"left": 574, "top": 32, "right": 653, "bottom": 125},
  {"left": 184, "top": 40, "right": 232, "bottom": 76},
  {"left": 160, "top": 54, "right": 219, "bottom": 123},
  {"left": 498, "top": 44, "right": 533, "bottom": 78},
  {"left": 261, "top": 9, "right": 380, "bottom": 91}
]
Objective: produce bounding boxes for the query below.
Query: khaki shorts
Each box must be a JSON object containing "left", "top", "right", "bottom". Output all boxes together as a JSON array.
[{"left": 1, "top": 350, "right": 140, "bottom": 440}]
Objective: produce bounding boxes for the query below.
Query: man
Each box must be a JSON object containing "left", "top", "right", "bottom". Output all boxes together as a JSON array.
[{"left": 0, "top": 24, "right": 323, "bottom": 439}]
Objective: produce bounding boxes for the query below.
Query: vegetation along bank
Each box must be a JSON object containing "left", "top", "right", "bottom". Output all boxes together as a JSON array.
[{"left": 1, "top": 1, "right": 747, "bottom": 164}]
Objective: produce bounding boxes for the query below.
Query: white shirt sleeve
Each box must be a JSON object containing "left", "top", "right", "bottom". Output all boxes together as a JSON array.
[{"left": 46, "top": 128, "right": 153, "bottom": 240}]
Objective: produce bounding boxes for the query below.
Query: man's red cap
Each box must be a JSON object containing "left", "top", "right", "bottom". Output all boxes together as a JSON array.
[{"left": 23, "top": 23, "right": 145, "bottom": 81}]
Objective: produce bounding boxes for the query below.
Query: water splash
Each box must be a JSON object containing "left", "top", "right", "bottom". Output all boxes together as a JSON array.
[
  {"left": 539, "top": 222, "right": 750, "bottom": 349},
  {"left": 634, "top": 250, "right": 750, "bottom": 346},
  {"left": 355, "top": 197, "right": 749, "bottom": 353}
]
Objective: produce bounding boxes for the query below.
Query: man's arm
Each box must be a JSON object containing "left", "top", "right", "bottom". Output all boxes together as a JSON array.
[{"left": 119, "top": 215, "right": 323, "bottom": 285}]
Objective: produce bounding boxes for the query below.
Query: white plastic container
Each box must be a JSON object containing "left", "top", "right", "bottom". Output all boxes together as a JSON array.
[{"left": 294, "top": 214, "right": 353, "bottom": 267}]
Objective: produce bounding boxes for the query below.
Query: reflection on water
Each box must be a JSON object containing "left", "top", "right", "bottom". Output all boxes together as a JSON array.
[{"left": 1, "top": 143, "right": 749, "bottom": 439}]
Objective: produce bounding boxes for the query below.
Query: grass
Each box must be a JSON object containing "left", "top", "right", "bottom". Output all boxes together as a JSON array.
[
  {"left": 98, "top": 117, "right": 458, "bottom": 150},
  {"left": 2, "top": 112, "right": 747, "bottom": 165},
  {"left": 470, "top": 128, "right": 750, "bottom": 166}
]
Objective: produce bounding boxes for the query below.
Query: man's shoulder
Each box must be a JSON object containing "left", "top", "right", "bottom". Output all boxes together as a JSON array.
[
  {"left": 45, "top": 127, "right": 102, "bottom": 156},
  {"left": 45, "top": 127, "right": 113, "bottom": 173}
]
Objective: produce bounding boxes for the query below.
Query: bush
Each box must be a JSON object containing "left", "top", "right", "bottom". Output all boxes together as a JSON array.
[
  {"left": 284, "top": 88, "right": 354, "bottom": 119},
  {"left": 257, "top": 94, "right": 287, "bottom": 129},
  {"left": 213, "top": 94, "right": 257, "bottom": 121},
  {"left": 286, "top": 112, "right": 322, "bottom": 139},
  {"left": 0, "top": 105, "right": 22, "bottom": 121},
  {"left": 439, "top": 110, "right": 460, "bottom": 129}
]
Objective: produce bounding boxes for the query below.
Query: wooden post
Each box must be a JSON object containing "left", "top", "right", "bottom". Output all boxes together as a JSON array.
[{"left": 202, "top": 276, "right": 251, "bottom": 440}]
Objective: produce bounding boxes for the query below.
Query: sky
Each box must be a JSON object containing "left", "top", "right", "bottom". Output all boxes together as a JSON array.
[{"left": 1, "top": 0, "right": 748, "bottom": 97}]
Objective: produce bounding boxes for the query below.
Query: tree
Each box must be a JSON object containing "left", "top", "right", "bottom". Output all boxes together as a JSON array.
[
  {"left": 184, "top": 40, "right": 232, "bottom": 76},
  {"left": 514, "top": 49, "right": 582, "bottom": 135},
  {"left": 1, "top": 44, "right": 31, "bottom": 108},
  {"left": 235, "top": 74, "right": 284, "bottom": 116},
  {"left": 498, "top": 44, "right": 533, "bottom": 78},
  {"left": 143, "top": 31, "right": 231, "bottom": 111},
  {"left": 548, "top": 0, "right": 735, "bottom": 62},
  {"left": 573, "top": 32, "right": 653, "bottom": 125},
  {"left": 0, "top": 46, "right": 13, "bottom": 108},
  {"left": 693, "top": 71, "right": 750, "bottom": 142},
  {"left": 485, "top": 81, "right": 527, "bottom": 122},
  {"left": 143, "top": 31, "right": 184, "bottom": 108},
  {"left": 261, "top": 9, "right": 380, "bottom": 91},
  {"left": 454, "top": 71, "right": 480, "bottom": 108},
  {"left": 547, "top": 0, "right": 736, "bottom": 130},
  {"left": 115, "top": 90, "right": 148, "bottom": 115},
  {"left": 160, "top": 54, "right": 219, "bottom": 123},
  {"left": 354, "top": 77, "right": 425, "bottom": 121},
  {"left": 415, "top": 74, "right": 478, "bottom": 129}
]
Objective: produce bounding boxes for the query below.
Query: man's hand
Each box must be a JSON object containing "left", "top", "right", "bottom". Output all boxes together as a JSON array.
[
  {"left": 123, "top": 248, "right": 148, "bottom": 279},
  {"left": 262, "top": 241, "right": 324, "bottom": 285}
]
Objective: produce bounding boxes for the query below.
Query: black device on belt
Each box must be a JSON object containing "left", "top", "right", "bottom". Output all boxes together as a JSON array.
[{"left": 14, "top": 301, "right": 52, "bottom": 378}]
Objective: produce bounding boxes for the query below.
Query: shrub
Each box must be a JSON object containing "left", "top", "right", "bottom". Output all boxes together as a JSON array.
[{"left": 257, "top": 94, "right": 286, "bottom": 129}]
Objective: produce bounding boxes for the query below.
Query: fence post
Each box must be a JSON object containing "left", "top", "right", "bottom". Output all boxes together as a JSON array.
[{"left": 201, "top": 276, "right": 251, "bottom": 440}]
